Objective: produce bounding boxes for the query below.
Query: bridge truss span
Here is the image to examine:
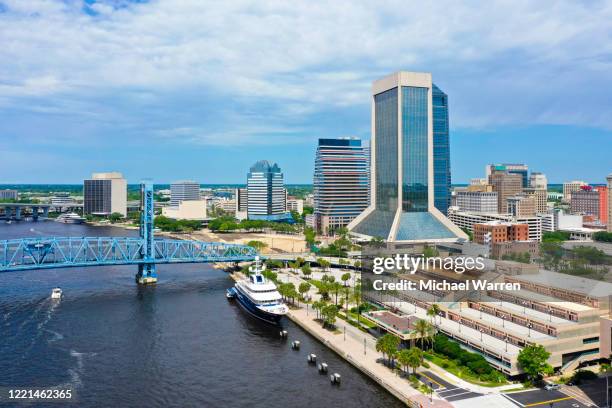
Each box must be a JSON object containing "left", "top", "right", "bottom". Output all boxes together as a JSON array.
[{"left": 0, "top": 236, "right": 258, "bottom": 272}]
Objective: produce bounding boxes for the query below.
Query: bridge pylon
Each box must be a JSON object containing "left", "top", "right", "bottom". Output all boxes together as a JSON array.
[{"left": 136, "top": 180, "right": 157, "bottom": 284}]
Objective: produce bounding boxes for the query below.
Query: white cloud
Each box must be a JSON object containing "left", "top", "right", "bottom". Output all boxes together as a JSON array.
[{"left": 0, "top": 0, "right": 611, "bottom": 145}]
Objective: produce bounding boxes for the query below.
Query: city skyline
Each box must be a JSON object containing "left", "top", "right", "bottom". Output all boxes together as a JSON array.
[{"left": 1, "top": 1, "right": 612, "bottom": 184}]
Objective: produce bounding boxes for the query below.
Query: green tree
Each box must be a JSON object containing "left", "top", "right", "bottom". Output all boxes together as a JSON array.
[
  {"left": 321, "top": 304, "right": 338, "bottom": 327},
  {"left": 304, "top": 227, "right": 317, "bottom": 247},
  {"left": 593, "top": 231, "right": 612, "bottom": 243},
  {"left": 108, "top": 212, "right": 124, "bottom": 223},
  {"left": 405, "top": 347, "right": 423, "bottom": 374},
  {"left": 461, "top": 227, "right": 473, "bottom": 241},
  {"left": 414, "top": 319, "right": 434, "bottom": 350},
  {"left": 542, "top": 231, "right": 571, "bottom": 243},
  {"left": 317, "top": 258, "right": 330, "bottom": 272},
  {"left": 246, "top": 240, "right": 268, "bottom": 251},
  {"left": 427, "top": 304, "right": 441, "bottom": 327},
  {"left": 517, "top": 344, "right": 553, "bottom": 383},
  {"left": 301, "top": 264, "right": 312, "bottom": 278},
  {"left": 369, "top": 236, "right": 385, "bottom": 248},
  {"left": 423, "top": 245, "right": 439, "bottom": 258},
  {"left": 331, "top": 282, "right": 342, "bottom": 305},
  {"left": 341, "top": 272, "right": 351, "bottom": 286},
  {"left": 298, "top": 282, "right": 311, "bottom": 301}
]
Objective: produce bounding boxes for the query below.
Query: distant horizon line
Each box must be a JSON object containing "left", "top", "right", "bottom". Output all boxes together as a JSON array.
[{"left": 0, "top": 182, "right": 604, "bottom": 187}]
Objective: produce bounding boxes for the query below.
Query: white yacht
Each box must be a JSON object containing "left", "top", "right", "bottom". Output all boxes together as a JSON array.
[
  {"left": 51, "top": 288, "right": 63, "bottom": 299},
  {"left": 227, "top": 257, "right": 288, "bottom": 324},
  {"left": 55, "top": 212, "right": 85, "bottom": 224}
]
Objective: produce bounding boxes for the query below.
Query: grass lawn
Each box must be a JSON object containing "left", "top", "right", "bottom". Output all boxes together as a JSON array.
[{"left": 424, "top": 352, "right": 508, "bottom": 387}]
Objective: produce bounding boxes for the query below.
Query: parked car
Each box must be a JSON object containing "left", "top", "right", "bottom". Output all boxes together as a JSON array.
[{"left": 544, "top": 383, "right": 561, "bottom": 391}]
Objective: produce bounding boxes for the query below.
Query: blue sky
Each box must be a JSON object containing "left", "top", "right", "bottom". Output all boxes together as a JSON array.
[{"left": 1, "top": 0, "right": 611, "bottom": 184}]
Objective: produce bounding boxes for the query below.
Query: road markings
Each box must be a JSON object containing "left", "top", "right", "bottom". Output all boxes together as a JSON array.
[
  {"left": 524, "top": 396, "right": 572, "bottom": 407},
  {"left": 420, "top": 372, "right": 445, "bottom": 389}
]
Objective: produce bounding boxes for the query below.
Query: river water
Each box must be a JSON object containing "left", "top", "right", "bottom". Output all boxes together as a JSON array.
[{"left": 0, "top": 221, "right": 403, "bottom": 407}]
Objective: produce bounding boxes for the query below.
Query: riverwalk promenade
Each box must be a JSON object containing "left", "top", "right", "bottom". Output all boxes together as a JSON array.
[{"left": 287, "top": 306, "right": 452, "bottom": 408}]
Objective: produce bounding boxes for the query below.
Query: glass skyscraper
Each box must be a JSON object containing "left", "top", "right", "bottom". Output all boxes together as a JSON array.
[
  {"left": 432, "top": 85, "right": 451, "bottom": 214},
  {"left": 246, "top": 160, "right": 291, "bottom": 221},
  {"left": 349, "top": 72, "right": 466, "bottom": 242},
  {"left": 313, "top": 137, "right": 369, "bottom": 235}
]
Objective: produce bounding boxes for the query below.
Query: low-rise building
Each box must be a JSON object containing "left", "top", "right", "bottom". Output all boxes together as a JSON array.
[
  {"left": 455, "top": 191, "right": 498, "bottom": 213},
  {"left": 212, "top": 198, "right": 236, "bottom": 214},
  {"left": 491, "top": 241, "right": 540, "bottom": 260},
  {"left": 286, "top": 197, "right": 304, "bottom": 214},
  {"left": 162, "top": 200, "right": 208, "bottom": 220},
  {"left": 448, "top": 207, "right": 542, "bottom": 241},
  {"left": 0, "top": 189, "right": 18, "bottom": 200}
]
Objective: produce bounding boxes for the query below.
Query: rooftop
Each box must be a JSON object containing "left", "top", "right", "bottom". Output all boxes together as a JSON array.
[{"left": 516, "top": 269, "right": 612, "bottom": 299}]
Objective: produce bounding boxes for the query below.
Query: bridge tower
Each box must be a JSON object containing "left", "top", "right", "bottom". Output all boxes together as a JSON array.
[{"left": 136, "top": 180, "right": 157, "bottom": 284}]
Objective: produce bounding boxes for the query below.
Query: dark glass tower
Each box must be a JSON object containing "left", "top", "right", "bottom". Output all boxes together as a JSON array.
[
  {"left": 432, "top": 85, "right": 451, "bottom": 215},
  {"left": 349, "top": 72, "right": 465, "bottom": 242}
]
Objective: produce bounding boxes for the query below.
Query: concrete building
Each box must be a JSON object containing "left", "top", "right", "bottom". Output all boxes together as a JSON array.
[
  {"left": 570, "top": 185, "right": 608, "bottom": 224},
  {"left": 0, "top": 189, "right": 18, "bottom": 200},
  {"left": 83, "top": 172, "right": 127, "bottom": 217},
  {"left": 563, "top": 180, "right": 587, "bottom": 202},
  {"left": 489, "top": 170, "right": 523, "bottom": 213},
  {"left": 523, "top": 187, "right": 548, "bottom": 214},
  {"left": 491, "top": 240, "right": 540, "bottom": 260},
  {"left": 286, "top": 197, "right": 304, "bottom": 214},
  {"left": 448, "top": 207, "right": 542, "bottom": 241},
  {"left": 455, "top": 191, "right": 498, "bottom": 213},
  {"left": 246, "top": 160, "right": 290, "bottom": 221},
  {"left": 529, "top": 172, "right": 548, "bottom": 190},
  {"left": 162, "top": 199, "right": 208, "bottom": 220},
  {"left": 473, "top": 221, "right": 529, "bottom": 245},
  {"left": 466, "top": 183, "right": 494, "bottom": 193},
  {"left": 608, "top": 173, "right": 612, "bottom": 232},
  {"left": 539, "top": 212, "right": 555, "bottom": 232},
  {"left": 507, "top": 194, "right": 536, "bottom": 217},
  {"left": 487, "top": 163, "right": 529, "bottom": 187},
  {"left": 555, "top": 210, "right": 583, "bottom": 230},
  {"left": 170, "top": 181, "right": 200, "bottom": 207},
  {"left": 348, "top": 71, "right": 466, "bottom": 243},
  {"left": 212, "top": 198, "right": 236, "bottom": 214},
  {"left": 313, "top": 137, "right": 369, "bottom": 235},
  {"left": 469, "top": 178, "right": 488, "bottom": 187},
  {"left": 51, "top": 192, "right": 75, "bottom": 212}
]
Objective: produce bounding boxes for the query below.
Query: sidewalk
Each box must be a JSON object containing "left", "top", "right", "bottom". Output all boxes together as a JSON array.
[{"left": 287, "top": 307, "right": 453, "bottom": 408}]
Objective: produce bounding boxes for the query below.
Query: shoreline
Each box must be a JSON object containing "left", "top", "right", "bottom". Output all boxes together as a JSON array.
[{"left": 228, "top": 271, "right": 447, "bottom": 408}]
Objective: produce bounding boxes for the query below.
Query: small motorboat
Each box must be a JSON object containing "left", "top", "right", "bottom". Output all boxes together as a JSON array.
[
  {"left": 226, "top": 287, "right": 237, "bottom": 299},
  {"left": 51, "top": 287, "right": 63, "bottom": 299}
]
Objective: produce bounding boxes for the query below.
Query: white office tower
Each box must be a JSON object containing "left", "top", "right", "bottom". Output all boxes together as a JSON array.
[{"left": 84, "top": 172, "right": 127, "bottom": 216}]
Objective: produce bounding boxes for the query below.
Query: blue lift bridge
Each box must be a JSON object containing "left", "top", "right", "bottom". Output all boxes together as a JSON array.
[{"left": 0, "top": 181, "right": 258, "bottom": 284}]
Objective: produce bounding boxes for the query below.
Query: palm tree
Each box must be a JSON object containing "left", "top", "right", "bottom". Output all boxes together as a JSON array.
[
  {"left": 414, "top": 319, "right": 434, "bottom": 350},
  {"left": 427, "top": 304, "right": 441, "bottom": 327},
  {"left": 406, "top": 347, "right": 423, "bottom": 375},
  {"left": 341, "top": 272, "right": 351, "bottom": 286},
  {"left": 398, "top": 349, "right": 411, "bottom": 376}
]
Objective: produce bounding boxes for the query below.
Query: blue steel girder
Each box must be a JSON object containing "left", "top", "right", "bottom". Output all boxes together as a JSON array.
[{"left": 0, "top": 237, "right": 258, "bottom": 272}]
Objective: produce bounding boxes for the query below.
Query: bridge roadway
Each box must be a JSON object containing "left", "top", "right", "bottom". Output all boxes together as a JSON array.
[
  {"left": 0, "top": 182, "right": 259, "bottom": 284},
  {"left": 0, "top": 236, "right": 257, "bottom": 273}
]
